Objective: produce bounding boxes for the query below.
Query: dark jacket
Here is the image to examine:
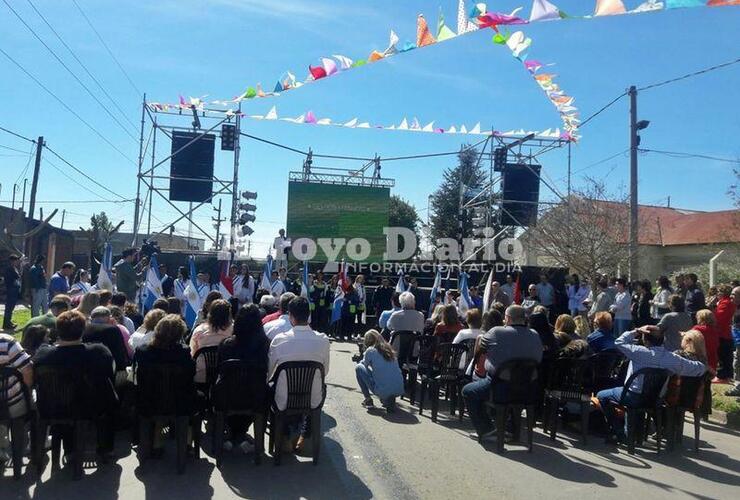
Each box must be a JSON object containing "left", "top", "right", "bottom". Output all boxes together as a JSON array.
[
  {"left": 4, "top": 266, "right": 21, "bottom": 297},
  {"left": 480, "top": 325, "right": 543, "bottom": 376},
  {"left": 685, "top": 285, "right": 706, "bottom": 316},
  {"left": 83, "top": 323, "right": 130, "bottom": 371}
]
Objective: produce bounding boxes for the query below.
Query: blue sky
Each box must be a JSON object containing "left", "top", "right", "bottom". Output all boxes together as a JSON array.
[{"left": 1, "top": 0, "right": 738, "bottom": 256}]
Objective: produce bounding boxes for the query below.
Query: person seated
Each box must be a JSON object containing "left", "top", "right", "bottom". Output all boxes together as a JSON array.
[
  {"left": 110, "top": 293, "right": 136, "bottom": 334},
  {"left": 0, "top": 332, "right": 33, "bottom": 463},
  {"left": 557, "top": 335, "right": 591, "bottom": 360},
  {"left": 109, "top": 306, "right": 134, "bottom": 359},
  {"left": 216, "top": 304, "right": 270, "bottom": 453},
  {"left": 124, "top": 301, "right": 144, "bottom": 330},
  {"left": 264, "top": 293, "right": 296, "bottom": 341},
  {"left": 462, "top": 305, "right": 543, "bottom": 441},
  {"left": 521, "top": 284, "right": 540, "bottom": 318},
  {"left": 258, "top": 294, "right": 277, "bottom": 319},
  {"left": 434, "top": 304, "right": 463, "bottom": 343},
  {"left": 152, "top": 298, "right": 169, "bottom": 313},
  {"left": 132, "top": 314, "right": 196, "bottom": 456},
  {"left": 83, "top": 306, "right": 130, "bottom": 374},
  {"left": 190, "top": 299, "right": 233, "bottom": 383},
  {"left": 166, "top": 297, "right": 182, "bottom": 317},
  {"left": 574, "top": 315, "right": 591, "bottom": 339},
  {"left": 670, "top": 329, "right": 713, "bottom": 418},
  {"left": 268, "top": 297, "right": 330, "bottom": 454},
  {"left": 596, "top": 325, "right": 706, "bottom": 444},
  {"left": 554, "top": 314, "right": 579, "bottom": 341},
  {"left": 97, "top": 290, "right": 113, "bottom": 307},
  {"left": 19, "top": 296, "right": 69, "bottom": 342},
  {"left": 76, "top": 291, "right": 101, "bottom": 318},
  {"left": 453, "top": 309, "right": 484, "bottom": 344},
  {"left": 425, "top": 304, "right": 446, "bottom": 336},
  {"left": 528, "top": 310, "right": 557, "bottom": 358},
  {"left": 387, "top": 292, "right": 425, "bottom": 335},
  {"left": 34, "top": 310, "right": 117, "bottom": 457},
  {"left": 129, "top": 309, "right": 167, "bottom": 352},
  {"left": 195, "top": 291, "right": 223, "bottom": 329},
  {"left": 21, "top": 324, "right": 50, "bottom": 358},
  {"left": 693, "top": 309, "right": 719, "bottom": 375},
  {"left": 355, "top": 329, "right": 404, "bottom": 412},
  {"left": 588, "top": 311, "right": 616, "bottom": 353},
  {"left": 378, "top": 292, "right": 402, "bottom": 333}
]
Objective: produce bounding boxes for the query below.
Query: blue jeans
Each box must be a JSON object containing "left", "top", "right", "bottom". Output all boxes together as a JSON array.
[
  {"left": 614, "top": 319, "right": 632, "bottom": 337},
  {"left": 31, "top": 288, "right": 48, "bottom": 317},
  {"left": 462, "top": 377, "right": 493, "bottom": 436},
  {"left": 355, "top": 363, "right": 375, "bottom": 399},
  {"left": 597, "top": 386, "right": 641, "bottom": 439}
]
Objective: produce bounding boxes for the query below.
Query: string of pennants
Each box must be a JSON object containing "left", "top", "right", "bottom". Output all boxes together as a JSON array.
[{"left": 148, "top": 0, "right": 738, "bottom": 143}]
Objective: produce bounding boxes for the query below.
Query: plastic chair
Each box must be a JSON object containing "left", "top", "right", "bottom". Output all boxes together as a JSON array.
[
  {"left": 483, "top": 359, "right": 541, "bottom": 453},
  {"left": 135, "top": 362, "right": 202, "bottom": 474},
  {"left": 611, "top": 368, "right": 671, "bottom": 455},
  {"left": 0, "top": 367, "right": 33, "bottom": 479},
  {"left": 590, "top": 350, "right": 626, "bottom": 393},
  {"left": 34, "top": 365, "right": 106, "bottom": 480},
  {"left": 212, "top": 360, "right": 268, "bottom": 467},
  {"left": 194, "top": 346, "right": 220, "bottom": 407},
  {"left": 269, "top": 361, "right": 326, "bottom": 466},
  {"left": 419, "top": 343, "right": 468, "bottom": 423},
  {"left": 416, "top": 335, "right": 440, "bottom": 410},
  {"left": 390, "top": 331, "right": 420, "bottom": 402},
  {"left": 543, "top": 358, "right": 594, "bottom": 445},
  {"left": 666, "top": 374, "right": 705, "bottom": 452}
]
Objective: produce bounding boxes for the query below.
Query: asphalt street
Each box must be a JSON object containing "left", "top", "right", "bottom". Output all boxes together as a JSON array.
[{"left": 4, "top": 341, "right": 740, "bottom": 499}]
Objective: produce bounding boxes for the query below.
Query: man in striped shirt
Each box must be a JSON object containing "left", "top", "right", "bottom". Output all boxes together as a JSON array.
[{"left": 0, "top": 333, "right": 32, "bottom": 462}]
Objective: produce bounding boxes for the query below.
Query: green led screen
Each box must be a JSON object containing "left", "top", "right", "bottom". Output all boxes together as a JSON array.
[{"left": 286, "top": 181, "right": 390, "bottom": 262}]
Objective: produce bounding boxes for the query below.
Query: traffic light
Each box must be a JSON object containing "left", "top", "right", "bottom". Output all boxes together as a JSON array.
[
  {"left": 221, "top": 124, "right": 236, "bottom": 151},
  {"left": 493, "top": 147, "right": 507, "bottom": 172},
  {"left": 238, "top": 190, "right": 257, "bottom": 236}
]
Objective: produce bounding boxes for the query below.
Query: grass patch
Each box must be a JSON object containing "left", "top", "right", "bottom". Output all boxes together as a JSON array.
[
  {"left": 0, "top": 308, "right": 31, "bottom": 340},
  {"left": 711, "top": 383, "right": 740, "bottom": 416}
]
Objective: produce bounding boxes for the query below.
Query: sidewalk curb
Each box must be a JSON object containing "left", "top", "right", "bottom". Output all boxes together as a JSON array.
[{"left": 708, "top": 409, "right": 740, "bottom": 429}]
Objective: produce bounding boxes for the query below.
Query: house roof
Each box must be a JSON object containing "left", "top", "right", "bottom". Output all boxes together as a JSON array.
[{"left": 589, "top": 200, "right": 739, "bottom": 246}]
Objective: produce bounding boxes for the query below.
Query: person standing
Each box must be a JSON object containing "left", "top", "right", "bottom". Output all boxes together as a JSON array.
[
  {"left": 500, "top": 275, "right": 515, "bottom": 302},
  {"left": 69, "top": 269, "right": 93, "bottom": 297},
  {"left": 610, "top": 278, "right": 632, "bottom": 336},
  {"left": 567, "top": 274, "right": 589, "bottom": 318},
  {"left": 714, "top": 285, "right": 736, "bottom": 384},
  {"left": 273, "top": 229, "right": 290, "bottom": 271},
  {"left": 29, "top": 255, "right": 48, "bottom": 317},
  {"left": 684, "top": 273, "right": 706, "bottom": 322},
  {"left": 310, "top": 271, "right": 327, "bottom": 330},
  {"left": 725, "top": 286, "right": 740, "bottom": 397},
  {"left": 173, "top": 266, "right": 189, "bottom": 315},
  {"left": 114, "top": 249, "right": 143, "bottom": 301},
  {"left": 521, "top": 284, "right": 539, "bottom": 318},
  {"left": 3, "top": 255, "right": 22, "bottom": 331},
  {"left": 371, "top": 277, "right": 393, "bottom": 324},
  {"left": 650, "top": 275, "right": 673, "bottom": 320},
  {"left": 159, "top": 264, "right": 174, "bottom": 297},
  {"left": 535, "top": 274, "right": 555, "bottom": 311},
  {"left": 48, "top": 261, "right": 75, "bottom": 306},
  {"left": 354, "top": 275, "right": 367, "bottom": 336},
  {"left": 236, "top": 263, "right": 256, "bottom": 305}
]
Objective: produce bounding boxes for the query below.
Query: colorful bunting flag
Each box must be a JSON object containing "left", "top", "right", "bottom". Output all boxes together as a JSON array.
[
  {"left": 666, "top": 0, "right": 704, "bottom": 7},
  {"left": 437, "top": 9, "right": 457, "bottom": 41},
  {"left": 321, "top": 57, "right": 338, "bottom": 76},
  {"left": 594, "top": 0, "right": 627, "bottom": 16},
  {"left": 333, "top": 54, "right": 354, "bottom": 70},
  {"left": 416, "top": 14, "right": 436, "bottom": 47},
  {"left": 368, "top": 50, "right": 385, "bottom": 62},
  {"left": 457, "top": 0, "right": 479, "bottom": 34},
  {"left": 309, "top": 65, "right": 327, "bottom": 80},
  {"left": 384, "top": 30, "right": 400, "bottom": 56},
  {"left": 529, "top": 0, "right": 562, "bottom": 22}
]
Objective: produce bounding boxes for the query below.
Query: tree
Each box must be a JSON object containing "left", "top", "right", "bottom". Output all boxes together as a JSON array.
[
  {"left": 520, "top": 179, "right": 631, "bottom": 280},
  {"left": 429, "top": 146, "right": 488, "bottom": 243},
  {"left": 79, "top": 212, "right": 118, "bottom": 270},
  {"left": 388, "top": 195, "right": 420, "bottom": 260}
]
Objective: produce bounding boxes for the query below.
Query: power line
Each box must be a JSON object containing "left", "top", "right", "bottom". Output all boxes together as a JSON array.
[
  {"left": 638, "top": 57, "right": 740, "bottom": 92},
  {"left": 0, "top": 199, "right": 133, "bottom": 204},
  {"left": 70, "top": 0, "right": 141, "bottom": 97},
  {"left": 42, "top": 144, "right": 131, "bottom": 200},
  {"left": 23, "top": 0, "right": 139, "bottom": 132},
  {"left": 639, "top": 148, "right": 740, "bottom": 165},
  {"left": 556, "top": 149, "right": 629, "bottom": 181},
  {"left": 43, "top": 155, "right": 121, "bottom": 201},
  {"left": 13, "top": 143, "right": 36, "bottom": 185},
  {"left": 0, "top": 46, "right": 136, "bottom": 164},
  {"left": 0, "top": 144, "right": 31, "bottom": 154},
  {"left": 579, "top": 92, "right": 627, "bottom": 129},
  {"left": 2, "top": 0, "right": 138, "bottom": 141},
  {"left": 0, "top": 125, "right": 34, "bottom": 143}
]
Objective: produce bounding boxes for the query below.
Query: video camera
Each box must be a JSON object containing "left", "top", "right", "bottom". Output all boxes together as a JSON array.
[{"left": 140, "top": 239, "right": 161, "bottom": 259}]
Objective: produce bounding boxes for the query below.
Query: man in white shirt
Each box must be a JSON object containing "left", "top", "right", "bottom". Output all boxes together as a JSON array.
[
  {"left": 264, "top": 293, "right": 296, "bottom": 341},
  {"left": 500, "top": 275, "right": 515, "bottom": 300},
  {"left": 609, "top": 278, "right": 633, "bottom": 336},
  {"left": 273, "top": 229, "right": 290, "bottom": 271},
  {"left": 535, "top": 274, "right": 555, "bottom": 309},
  {"left": 268, "top": 296, "right": 330, "bottom": 452}
]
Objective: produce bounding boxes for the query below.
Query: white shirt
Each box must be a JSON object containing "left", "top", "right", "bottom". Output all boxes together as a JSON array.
[
  {"left": 270, "top": 280, "right": 286, "bottom": 297},
  {"left": 354, "top": 283, "right": 366, "bottom": 307},
  {"left": 567, "top": 285, "right": 590, "bottom": 313},
  {"left": 264, "top": 314, "right": 292, "bottom": 341},
  {"left": 268, "top": 325, "right": 330, "bottom": 411},
  {"left": 236, "top": 275, "right": 255, "bottom": 304},
  {"left": 501, "top": 283, "right": 514, "bottom": 299},
  {"left": 129, "top": 328, "right": 154, "bottom": 351},
  {"left": 536, "top": 282, "right": 555, "bottom": 307},
  {"left": 610, "top": 290, "right": 632, "bottom": 320},
  {"left": 452, "top": 328, "right": 482, "bottom": 344},
  {"left": 123, "top": 316, "right": 135, "bottom": 335},
  {"left": 273, "top": 236, "right": 290, "bottom": 259}
]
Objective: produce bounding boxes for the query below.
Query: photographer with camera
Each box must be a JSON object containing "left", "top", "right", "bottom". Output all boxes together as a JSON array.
[{"left": 596, "top": 324, "right": 707, "bottom": 443}]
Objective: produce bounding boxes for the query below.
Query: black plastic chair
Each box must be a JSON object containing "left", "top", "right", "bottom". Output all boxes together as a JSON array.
[
  {"left": 135, "top": 362, "right": 202, "bottom": 474},
  {"left": 590, "top": 350, "right": 626, "bottom": 393},
  {"left": 666, "top": 374, "right": 705, "bottom": 452},
  {"left": 194, "top": 346, "right": 220, "bottom": 399},
  {"left": 0, "top": 367, "right": 33, "bottom": 479},
  {"left": 34, "top": 365, "right": 108, "bottom": 480},
  {"left": 212, "top": 360, "right": 268, "bottom": 467},
  {"left": 543, "top": 358, "right": 594, "bottom": 445},
  {"left": 269, "top": 361, "right": 326, "bottom": 466},
  {"left": 415, "top": 335, "right": 440, "bottom": 409},
  {"left": 483, "top": 359, "right": 541, "bottom": 453},
  {"left": 390, "top": 331, "right": 420, "bottom": 402},
  {"left": 419, "top": 343, "right": 468, "bottom": 423},
  {"left": 609, "top": 368, "right": 670, "bottom": 455}
]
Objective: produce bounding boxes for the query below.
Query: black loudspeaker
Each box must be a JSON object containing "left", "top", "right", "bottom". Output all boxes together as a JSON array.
[
  {"left": 169, "top": 131, "right": 215, "bottom": 202},
  {"left": 501, "top": 163, "right": 541, "bottom": 227}
]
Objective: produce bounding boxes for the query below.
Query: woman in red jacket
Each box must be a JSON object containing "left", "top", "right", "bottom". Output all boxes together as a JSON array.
[
  {"left": 693, "top": 309, "right": 719, "bottom": 375},
  {"left": 713, "top": 285, "right": 737, "bottom": 383}
]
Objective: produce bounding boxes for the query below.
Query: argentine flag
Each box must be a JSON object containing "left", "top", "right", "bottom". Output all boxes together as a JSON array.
[
  {"left": 300, "top": 262, "right": 311, "bottom": 302},
  {"left": 428, "top": 266, "right": 442, "bottom": 318},
  {"left": 482, "top": 269, "right": 494, "bottom": 313},
  {"left": 97, "top": 242, "right": 114, "bottom": 291},
  {"left": 183, "top": 255, "right": 202, "bottom": 328},
  {"left": 395, "top": 268, "right": 406, "bottom": 293},
  {"left": 142, "top": 253, "right": 163, "bottom": 312},
  {"left": 260, "top": 255, "right": 273, "bottom": 291},
  {"left": 457, "top": 271, "right": 472, "bottom": 316},
  {"left": 330, "top": 260, "right": 348, "bottom": 324}
]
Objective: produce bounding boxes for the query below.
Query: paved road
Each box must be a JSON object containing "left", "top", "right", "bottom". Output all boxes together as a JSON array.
[{"left": 5, "top": 342, "right": 740, "bottom": 499}]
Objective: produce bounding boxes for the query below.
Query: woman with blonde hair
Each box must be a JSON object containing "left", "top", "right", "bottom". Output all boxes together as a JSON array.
[
  {"left": 76, "top": 291, "right": 100, "bottom": 318},
  {"left": 693, "top": 309, "right": 718, "bottom": 373},
  {"left": 355, "top": 329, "right": 404, "bottom": 412},
  {"left": 129, "top": 308, "right": 167, "bottom": 351},
  {"left": 554, "top": 314, "right": 578, "bottom": 341},
  {"left": 574, "top": 315, "right": 590, "bottom": 339}
]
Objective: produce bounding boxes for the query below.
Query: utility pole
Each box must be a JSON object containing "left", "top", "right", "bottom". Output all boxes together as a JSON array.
[
  {"left": 20, "top": 179, "right": 27, "bottom": 212},
  {"left": 11, "top": 183, "right": 17, "bottom": 209},
  {"left": 133, "top": 94, "right": 146, "bottom": 247},
  {"left": 628, "top": 85, "right": 639, "bottom": 281},
  {"left": 229, "top": 103, "right": 242, "bottom": 257},
  {"left": 28, "top": 136, "right": 43, "bottom": 219},
  {"left": 212, "top": 198, "right": 225, "bottom": 251},
  {"left": 61, "top": 209, "right": 66, "bottom": 229}
]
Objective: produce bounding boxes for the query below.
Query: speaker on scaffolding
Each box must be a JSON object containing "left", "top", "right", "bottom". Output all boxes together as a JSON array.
[
  {"left": 169, "top": 131, "right": 215, "bottom": 202},
  {"left": 501, "top": 162, "right": 541, "bottom": 227}
]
